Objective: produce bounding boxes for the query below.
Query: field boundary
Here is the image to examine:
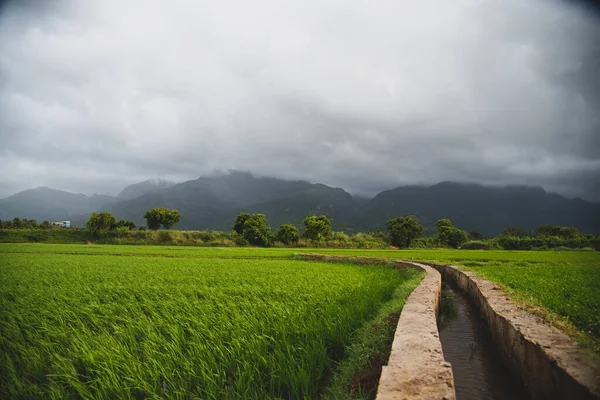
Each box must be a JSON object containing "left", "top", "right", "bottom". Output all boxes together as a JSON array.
[
  {"left": 296, "top": 254, "right": 456, "bottom": 399},
  {"left": 428, "top": 262, "right": 600, "bottom": 399},
  {"left": 375, "top": 261, "right": 455, "bottom": 400}
]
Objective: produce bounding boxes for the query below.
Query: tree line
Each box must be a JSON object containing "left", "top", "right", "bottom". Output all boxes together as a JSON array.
[
  {"left": 85, "top": 208, "right": 181, "bottom": 236},
  {"left": 1, "top": 209, "right": 598, "bottom": 250}
]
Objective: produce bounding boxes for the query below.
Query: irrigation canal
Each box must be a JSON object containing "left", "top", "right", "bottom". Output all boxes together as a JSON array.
[{"left": 438, "top": 284, "right": 530, "bottom": 400}]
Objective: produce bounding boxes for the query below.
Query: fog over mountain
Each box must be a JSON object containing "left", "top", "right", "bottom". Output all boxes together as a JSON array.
[
  {"left": 1, "top": 172, "right": 599, "bottom": 235},
  {"left": 0, "top": 0, "right": 599, "bottom": 200}
]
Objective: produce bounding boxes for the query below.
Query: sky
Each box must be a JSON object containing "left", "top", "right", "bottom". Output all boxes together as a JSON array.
[{"left": 1, "top": 0, "right": 599, "bottom": 201}]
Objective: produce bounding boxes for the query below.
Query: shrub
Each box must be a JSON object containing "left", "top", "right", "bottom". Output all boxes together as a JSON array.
[
  {"left": 331, "top": 231, "right": 350, "bottom": 242},
  {"left": 461, "top": 241, "right": 490, "bottom": 250},
  {"left": 23, "top": 233, "right": 45, "bottom": 243},
  {"left": 468, "top": 231, "right": 484, "bottom": 240},
  {"left": 115, "top": 220, "right": 136, "bottom": 230},
  {"left": 498, "top": 235, "right": 593, "bottom": 250},
  {"left": 499, "top": 226, "right": 527, "bottom": 238},
  {"left": 349, "top": 233, "right": 387, "bottom": 249},
  {"left": 114, "top": 227, "right": 130, "bottom": 238},
  {"left": 409, "top": 237, "right": 440, "bottom": 249},
  {"left": 233, "top": 232, "right": 249, "bottom": 246},
  {"left": 156, "top": 231, "right": 173, "bottom": 244}
]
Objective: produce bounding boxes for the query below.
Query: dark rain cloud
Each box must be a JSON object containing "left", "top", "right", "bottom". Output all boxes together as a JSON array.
[{"left": 0, "top": 0, "right": 599, "bottom": 200}]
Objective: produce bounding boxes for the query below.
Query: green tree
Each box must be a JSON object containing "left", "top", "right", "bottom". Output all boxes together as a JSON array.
[
  {"left": 386, "top": 216, "right": 423, "bottom": 248},
  {"left": 21, "top": 219, "right": 37, "bottom": 229},
  {"left": 115, "top": 219, "right": 136, "bottom": 230},
  {"left": 303, "top": 215, "right": 332, "bottom": 241},
  {"left": 143, "top": 208, "right": 181, "bottom": 230},
  {"left": 468, "top": 231, "right": 483, "bottom": 240},
  {"left": 233, "top": 213, "right": 251, "bottom": 235},
  {"left": 40, "top": 220, "right": 52, "bottom": 229},
  {"left": 243, "top": 214, "right": 271, "bottom": 246},
  {"left": 435, "top": 219, "right": 452, "bottom": 231},
  {"left": 558, "top": 226, "right": 581, "bottom": 239},
  {"left": 277, "top": 224, "right": 300, "bottom": 244},
  {"left": 445, "top": 228, "right": 468, "bottom": 248},
  {"left": 86, "top": 212, "right": 116, "bottom": 236},
  {"left": 535, "top": 225, "right": 558, "bottom": 237},
  {"left": 535, "top": 225, "right": 581, "bottom": 239},
  {"left": 232, "top": 213, "right": 271, "bottom": 246},
  {"left": 500, "top": 226, "right": 527, "bottom": 238},
  {"left": 162, "top": 209, "right": 181, "bottom": 229},
  {"left": 592, "top": 235, "right": 600, "bottom": 251},
  {"left": 436, "top": 218, "right": 468, "bottom": 248},
  {"left": 144, "top": 209, "right": 162, "bottom": 230}
]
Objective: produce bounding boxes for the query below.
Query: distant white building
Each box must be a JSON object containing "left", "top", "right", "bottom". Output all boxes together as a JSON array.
[{"left": 52, "top": 221, "right": 71, "bottom": 228}]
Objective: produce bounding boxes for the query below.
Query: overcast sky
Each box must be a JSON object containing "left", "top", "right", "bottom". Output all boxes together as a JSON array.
[{"left": 1, "top": 0, "right": 599, "bottom": 200}]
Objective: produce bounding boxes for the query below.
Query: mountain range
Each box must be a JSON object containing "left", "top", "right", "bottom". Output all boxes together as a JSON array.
[{"left": 1, "top": 171, "right": 598, "bottom": 235}]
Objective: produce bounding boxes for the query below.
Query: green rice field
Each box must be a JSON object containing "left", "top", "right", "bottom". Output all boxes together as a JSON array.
[
  {"left": 1, "top": 243, "right": 599, "bottom": 398},
  {"left": 0, "top": 245, "right": 423, "bottom": 399}
]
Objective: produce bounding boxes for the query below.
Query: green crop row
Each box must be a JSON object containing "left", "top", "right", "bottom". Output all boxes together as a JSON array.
[
  {"left": 2, "top": 243, "right": 599, "bottom": 263},
  {"left": 0, "top": 251, "right": 422, "bottom": 399}
]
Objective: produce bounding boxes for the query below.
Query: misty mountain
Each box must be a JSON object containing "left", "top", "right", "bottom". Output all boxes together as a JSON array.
[
  {"left": 362, "top": 182, "right": 600, "bottom": 235},
  {"left": 0, "top": 187, "right": 114, "bottom": 222},
  {"left": 105, "top": 172, "right": 345, "bottom": 230},
  {"left": 116, "top": 179, "right": 174, "bottom": 202},
  {"left": 240, "top": 184, "right": 361, "bottom": 231},
  {"left": 1, "top": 173, "right": 599, "bottom": 235}
]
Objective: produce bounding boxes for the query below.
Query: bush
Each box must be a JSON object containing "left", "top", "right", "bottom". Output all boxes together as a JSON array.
[
  {"left": 331, "top": 231, "right": 350, "bottom": 242},
  {"left": 499, "top": 226, "right": 527, "bottom": 238},
  {"left": 347, "top": 233, "right": 387, "bottom": 249},
  {"left": 233, "top": 232, "right": 249, "bottom": 246},
  {"left": 468, "top": 231, "right": 484, "bottom": 240},
  {"left": 114, "top": 227, "right": 130, "bottom": 238},
  {"left": 23, "top": 233, "right": 45, "bottom": 243},
  {"left": 115, "top": 220, "right": 136, "bottom": 230},
  {"left": 156, "top": 231, "right": 173, "bottom": 244},
  {"left": 461, "top": 241, "right": 490, "bottom": 250},
  {"left": 498, "top": 235, "right": 594, "bottom": 250},
  {"left": 128, "top": 230, "right": 152, "bottom": 241}
]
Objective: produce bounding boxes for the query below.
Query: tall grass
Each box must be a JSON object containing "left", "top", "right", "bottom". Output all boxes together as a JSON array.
[{"left": 0, "top": 252, "right": 420, "bottom": 399}]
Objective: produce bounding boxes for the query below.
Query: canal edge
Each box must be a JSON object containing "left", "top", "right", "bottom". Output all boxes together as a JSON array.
[
  {"left": 296, "top": 254, "right": 456, "bottom": 399},
  {"left": 375, "top": 261, "right": 456, "bottom": 400},
  {"left": 427, "top": 262, "right": 600, "bottom": 400}
]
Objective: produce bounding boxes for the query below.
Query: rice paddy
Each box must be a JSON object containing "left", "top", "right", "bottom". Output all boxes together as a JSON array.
[
  {"left": 0, "top": 247, "right": 422, "bottom": 399},
  {"left": 1, "top": 243, "right": 598, "bottom": 397}
]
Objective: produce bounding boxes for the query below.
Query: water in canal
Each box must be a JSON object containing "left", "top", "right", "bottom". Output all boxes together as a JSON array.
[{"left": 438, "top": 284, "right": 530, "bottom": 400}]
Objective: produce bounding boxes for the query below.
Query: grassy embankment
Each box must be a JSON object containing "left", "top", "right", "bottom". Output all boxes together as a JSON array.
[{"left": 0, "top": 245, "right": 423, "bottom": 399}]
